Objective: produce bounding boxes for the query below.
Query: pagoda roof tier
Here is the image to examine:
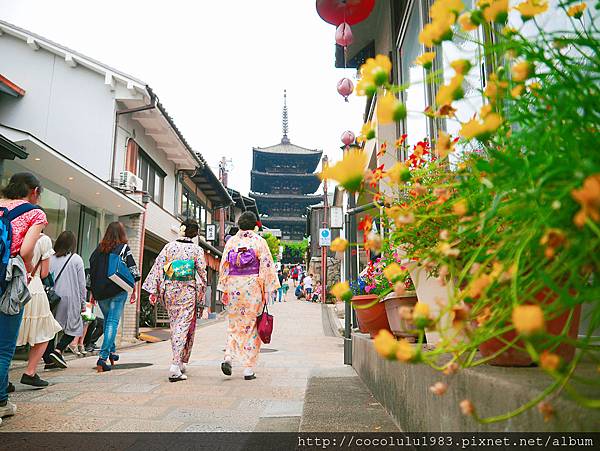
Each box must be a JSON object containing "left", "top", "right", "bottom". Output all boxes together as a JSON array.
[
  {"left": 253, "top": 140, "right": 321, "bottom": 155},
  {"left": 251, "top": 170, "right": 321, "bottom": 195},
  {"left": 250, "top": 193, "right": 323, "bottom": 203},
  {"left": 253, "top": 148, "right": 322, "bottom": 173},
  {"left": 261, "top": 216, "right": 307, "bottom": 224}
]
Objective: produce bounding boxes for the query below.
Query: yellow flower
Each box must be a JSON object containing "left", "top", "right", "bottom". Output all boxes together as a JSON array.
[
  {"left": 330, "top": 281, "right": 353, "bottom": 302},
  {"left": 319, "top": 148, "right": 368, "bottom": 192},
  {"left": 511, "top": 84, "right": 525, "bottom": 98},
  {"left": 436, "top": 74, "right": 464, "bottom": 106},
  {"left": 460, "top": 113, "right": 503, "bottom": 140},
  {"left": 512, "top": 305, "right": 545, "bottom": 335},
  {"left": 419, "top": 18, "right": 454, "bottom": 47},
  {"left": 452, "top": 199, "right": 468, "bottom": 216},
  {"left": 571, "top": 174, "right": 600, "bottom": 228},
  {"left": 435, "top": 130, "right": 455, "bottom": 158},
  {"left": 356, "top": 122, "right": 376, "bottom": 144},
  {"left": 482, "top": 0, "right": 509, "bottom": 23},
  {"left": 450, "top": 59, "right": 472, "bottom": 75},
  {"left": 502, "top": 26, "right": 518, "bottom": 36},
  {"left": 540, "top": 351, "right": 561, "bottom": 372},
  {"left": 567, "top": 3, "right": 587, "bottom": 19},
  {"left": 437, "top": 241, "right": 460, "bottom": 257},
  {"left": 511, "top": 61, "right": 533, "bottom": 82},
  {"left": 430, "top": 0, "right": 465, "bottom": 22},
  {"left": 458, "top": 12, "right": 478, "bottom": 31},
  {"left": 413, "top": 302, "right": 430, "bottom": 319},
  {"left": 515, "top": 0, "right": 549, "bottom": 20},
  {"left": 383, "top": 263, "right": 404, "bottom": 282},
  {"left": 330, "top": 237, "right": 348, "bottom": 252},
  {"left": 360, "top": 54, "right": 392, "bottom": 87},
  {"left": 364, "top": 232, "right": 383, "bottom": 252},
  {"left": 355, "top": 77, "right": 377, "bottom": 97},
  {"left": 479, "top": 103, "right": 493, "bottom": 118},
  {"left": 373, "top": 330, "right": 398, "bottom": 359},
  {"left": 415, "top": 52, "right": 436, "bottom": 69},
  {"left": 396, "top": 339, "right": 417, "bottom": 362},
  {"left": 484, "top": 73, "right": 508, "bottom": 102},
  {"left": 467, "top": 274, "right": 492, "bottom": 298},
  {"left": 377, "top": 92, "right": 407, "bottom": 125},
  {"left": 385, "top": 162, "right": 411, "bottom": 184}
]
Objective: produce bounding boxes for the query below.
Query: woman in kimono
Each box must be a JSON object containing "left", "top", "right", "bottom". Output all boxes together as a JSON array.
[
  {"left": 142, "top": 219, "right": 207, "bottom": 382},
  {"left": 218, "top": 212, "right": 279, "bottom": 380}
]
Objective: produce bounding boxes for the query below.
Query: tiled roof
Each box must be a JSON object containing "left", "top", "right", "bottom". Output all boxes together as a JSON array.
[{"left": 254, "top": 140, "right": 322, "bottom": 155}]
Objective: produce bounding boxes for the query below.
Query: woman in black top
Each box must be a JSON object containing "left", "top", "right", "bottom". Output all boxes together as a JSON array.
[{"left": 89, "top": 222, "right": 140, "bottom": 372}]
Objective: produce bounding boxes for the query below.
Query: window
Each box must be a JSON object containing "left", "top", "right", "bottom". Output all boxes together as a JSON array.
[
  {"left": 137, "top": 150, "right": 166, "bottom": 205},
  {"left": 181, "top": 187, "right": 207, "bottom": 232}
]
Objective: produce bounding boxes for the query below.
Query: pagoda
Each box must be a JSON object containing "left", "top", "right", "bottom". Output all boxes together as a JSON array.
[{"left": 250, "top": 91, "right": 322, "bottom": 241}]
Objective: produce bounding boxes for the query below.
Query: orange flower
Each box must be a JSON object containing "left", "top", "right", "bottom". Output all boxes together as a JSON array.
[
  {"left": 443, "top": 362, "right": 459, "bottom": 375},
  {"left": 571, "top": 174, "right": 600, "bottom": 228},
  {"left": 429, "top": 382, "right": 448, "bottom": 395},
  {"left": 512, "top": 305, "right": 545, "bottom": 335},
  {"left": 365, "top": 232, "right": 383, "bottom": 252},
  {"left": 537, "top": 401, "right": 554, "bottom": 422},
  {"left": 539, "top": 228, "right": 566, "bottom": 259},
  {"left": 452, "top": 199, "right": 468, "bottom": 216},
  {"left": 368, "top": 164, "right": 386, "bottom": 188},
  {"left": 467, "top": 274, "right": 492, "bottom": 299},
  {"left": 460, "top": 400, "right": 475, "bottom": 416},
  {"left": 330, "top": 237, "right": 348, "bottom": 253},
  {"left": 476, "top": 306, "right": 492, "bottom": 326},
  {"left": 435, "top": 130, "right": 456, "bottom": 158},
  {"left": 540, "top": 351, "right": 561, "bottom": 372},
  {"left": 377, "top": 141, "right": 388, "bottom": 158},
  {"left": 373, "top": 329, "right": 399, "bottom": 359},
  {"left": 395, "top": 134, "right": 408, "bottom": 149},
  {"left": 396, "top": 339, "right": 417, "bottom": 362},
  {"left": 511, "top": 61, "right": 534, "bottom": 82},
  {"left": 358, "top": 215, "right": 373, "bottom": 234}
]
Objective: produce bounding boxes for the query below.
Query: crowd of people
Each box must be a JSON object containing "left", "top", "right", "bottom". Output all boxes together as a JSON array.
[{"left": 0, "top": 179, "right": 283, "bottom": 425}]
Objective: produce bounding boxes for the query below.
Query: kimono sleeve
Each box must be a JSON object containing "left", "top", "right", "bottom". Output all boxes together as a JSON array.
[
  {"left": 258, "top": 236, "right": 280, "bottom": 293},
  {"left": 195, "top": 246, "right": 208, "bottom": 293},
  {"left": 142, "top": 247, "right": 167, "bottom": 295},
  {"left": 217, "top": 239, "right": 232, "bottom": 292}
]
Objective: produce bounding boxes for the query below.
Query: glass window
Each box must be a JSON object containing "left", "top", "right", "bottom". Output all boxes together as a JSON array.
[{"left": 137, "top": 150, "right": 165, "bottom": 206}]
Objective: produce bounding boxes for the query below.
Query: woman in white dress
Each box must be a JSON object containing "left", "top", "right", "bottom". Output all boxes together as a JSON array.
[{"left": 15, "top": 234, "right": 62, "bottom": 387}]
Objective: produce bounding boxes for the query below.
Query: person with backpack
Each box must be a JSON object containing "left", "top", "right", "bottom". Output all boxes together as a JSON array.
[
  {"left": 142, "top": 219, "right": 207, "bottom": 382},
  {"left": 15, "top": 233, "right": 62, "bottom": 387},
  {"left": 43, "top": 231, "right": 87, "bottom": 369},
  {"left": 88, "top": 222, "right": 140, "bottom": 372},
  {"left": 217, "top": 212, "right": 279, "bottom": 380},
  {"left": 0, "top": 173, "right": 47, "bottom": 425}
]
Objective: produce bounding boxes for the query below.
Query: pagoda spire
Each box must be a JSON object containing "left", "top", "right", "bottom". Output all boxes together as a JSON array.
[{"left": 281, "top": 89, "right": 290, "bottom": 144}]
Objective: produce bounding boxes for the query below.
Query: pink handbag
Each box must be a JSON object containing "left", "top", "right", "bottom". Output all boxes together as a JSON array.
[{"left": 256, "top": 302, "right": 273, "bottom": 344}]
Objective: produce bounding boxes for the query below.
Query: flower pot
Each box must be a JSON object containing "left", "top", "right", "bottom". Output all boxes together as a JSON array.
[
  {"left": 383, "top": 291, "right": 419, "bottom": 342},
  {"left": 480, "top": 288, "right": 582, "bottom": 367},
  {"left": 351, "top": 294, "right": 391, "bottom": 338}
]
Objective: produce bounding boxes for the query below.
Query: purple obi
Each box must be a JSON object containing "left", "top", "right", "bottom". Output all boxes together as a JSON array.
[{"left": 227, "top": 247, "right": 260, "bottom": 276}]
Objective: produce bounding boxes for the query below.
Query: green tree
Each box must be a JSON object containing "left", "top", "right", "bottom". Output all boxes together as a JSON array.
[
  {"left": 282, "top": 239, "right": 308, "bottom": 264},
  {"left": 262, "top": 233, "right": 280, "bottom": 262}
]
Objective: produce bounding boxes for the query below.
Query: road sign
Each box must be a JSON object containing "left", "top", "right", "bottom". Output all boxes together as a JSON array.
[
  {"left": 206, "top": 224, "right": 217, "bottom": 241},
  {"left": 330, "top": 206, "right": 343, "bottom": 228},
  {"left": 319, "top": 228, "right": 331, "bottom": 247}
]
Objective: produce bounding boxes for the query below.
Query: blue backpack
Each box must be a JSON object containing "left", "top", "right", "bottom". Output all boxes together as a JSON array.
[{"left": 0, "top": 203, "right": 41, "bottom": 295}]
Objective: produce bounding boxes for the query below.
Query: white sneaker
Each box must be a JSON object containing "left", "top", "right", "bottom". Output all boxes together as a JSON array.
[
  {"left": 0, "top": 400, "right": 17, "bottom": 417},
  {"left": 168, "top": 364, "right": 187, "bottom": 382},
  {"left": 243, "top": 367, "right": 256, "bottom": 380}
]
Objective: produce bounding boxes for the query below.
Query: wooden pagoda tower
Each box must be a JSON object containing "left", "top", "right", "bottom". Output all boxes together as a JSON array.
[{"left": 250, "top": 91, "right": 322, "bottom": 241}]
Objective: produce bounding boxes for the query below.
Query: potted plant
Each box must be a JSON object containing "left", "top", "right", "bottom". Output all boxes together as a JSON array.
[{"left": 382, "top": 268, "right": 419, "bottom": 341}]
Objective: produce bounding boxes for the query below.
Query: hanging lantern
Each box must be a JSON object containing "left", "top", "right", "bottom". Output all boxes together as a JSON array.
[
  {"left": 316, "top": 0, "right": 376, "bottom": 26},
  {"left": 335, "top": 22, "right": 353, "bottom": 47},
  {"left": 337, "top": 78, "right": 354, "bottom": 101},
  {"left": 341, "top": 130, "right": 355, "bottom": 147}
]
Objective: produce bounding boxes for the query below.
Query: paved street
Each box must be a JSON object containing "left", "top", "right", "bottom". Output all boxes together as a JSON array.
[{"left": 2, "top": 293, "right": 350, "bottom": 432}]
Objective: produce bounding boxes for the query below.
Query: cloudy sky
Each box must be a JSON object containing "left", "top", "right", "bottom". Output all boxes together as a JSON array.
[{"left": 0, "top": 0, "right": 364, "bottom": 194}]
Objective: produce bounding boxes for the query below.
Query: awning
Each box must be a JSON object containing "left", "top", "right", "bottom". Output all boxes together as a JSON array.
[
  {"left": 0, "top": 133, "right": 27, "bottom": 160},
  {"left": 0, "top": 74, "right": 26, "bottom": 98},
  {"left": 0, "top": 125, "right": 144, "bottom": 216},
  {"left": 189, "top": 166, "right": 232, "bottom": 209}
]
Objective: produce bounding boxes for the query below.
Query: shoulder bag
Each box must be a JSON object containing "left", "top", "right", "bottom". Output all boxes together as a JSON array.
[
  {"left": 256, "top": 302, "right": 273, "bottom": 344},
  {"left": 107, "top": 244, "right": 135, "bottom": 294},
  {"left": 36, "top": 253, "right": 74, "bottom": 311}
]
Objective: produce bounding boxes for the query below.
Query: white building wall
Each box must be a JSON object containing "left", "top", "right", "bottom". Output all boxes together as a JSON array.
[{"left": 0, "top": 33, "right": 116, "bottom": 179}]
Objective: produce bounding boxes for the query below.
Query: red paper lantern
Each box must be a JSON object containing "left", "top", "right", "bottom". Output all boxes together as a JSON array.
[
  {"left": 341, "top": 130, "right": 355, "bottom": 146},
  {"left": 335, "top": 22, "right": 353, "bottom": 47},
  {"left": 316, "top": 0, "right": 375, "bottom": 26},
  {"left": 337, "top": 77, "right": 354, "bottom": 101}
]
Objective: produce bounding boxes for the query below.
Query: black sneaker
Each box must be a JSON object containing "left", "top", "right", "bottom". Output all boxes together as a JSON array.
[
  {"left": 221, "top": 361, "right": 232, "bottom": 376},
  {"left": 20, "top": 373, "right": 49, "bottom": 388},
  {"left": 49, "top": 351, "right": 68, "bottom": 369},
  {"left": 6, "top": 382, "right": 15, "bottom": 393},
  {"left": 44, "top": 362, "right": 58, "bottom": 370}
]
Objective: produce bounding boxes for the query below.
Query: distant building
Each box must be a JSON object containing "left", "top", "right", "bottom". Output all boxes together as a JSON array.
[{"left": 249, "top": 91, "right": 322, "bottom": 241}]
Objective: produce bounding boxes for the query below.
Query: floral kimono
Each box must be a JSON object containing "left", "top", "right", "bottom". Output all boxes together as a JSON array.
[
  {"left": 218, "top": 230, "right": 279, "bottom": 370},
  {"left": 142, "top": 238, "right": 207, "bottom": 366}
]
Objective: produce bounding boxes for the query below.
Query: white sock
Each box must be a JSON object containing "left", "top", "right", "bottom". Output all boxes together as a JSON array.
[
  {"left": 243, "top": 367, "right": 254, "bottom": 377},
  {"left": 169, "top": 364, "right": 181, "bottom": 376}
]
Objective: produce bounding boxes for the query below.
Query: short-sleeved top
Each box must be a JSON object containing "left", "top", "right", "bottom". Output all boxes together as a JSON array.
[
  {"left": 31, "top": 234, "right": 54, "bottom": 277},
  {"left": 0, "top": 199, "right": 48, "bottom": 256}
]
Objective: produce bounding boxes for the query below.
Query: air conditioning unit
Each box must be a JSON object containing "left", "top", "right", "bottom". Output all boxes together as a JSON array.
[{"left": 119, "top": 171, "right": 143, "bottom": 191}]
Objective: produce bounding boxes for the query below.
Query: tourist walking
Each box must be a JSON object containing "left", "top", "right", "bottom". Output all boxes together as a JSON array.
[
  {"left": 304, "top": 273, "right": 314, "bottom": 299},
  {"left": 89, "top": 222, "right": 140, "bottom": 372},
  {"left": 142, "top": 220, "right": 207, "bottom": 382},
  {"left": 0, "top": 173, "right": 47, "bottom": 425},
  {"left": 43, "top": 231, "right": 87, "bottom": 369},
  {"left": 218, "top": 212, "right": 279, "bottom": 380},
  {"left": 16, "top": 233, "right": 62, "bottom": 387},
  {"left": 276, "top": 270, "right": 285, "bottom": 303}
]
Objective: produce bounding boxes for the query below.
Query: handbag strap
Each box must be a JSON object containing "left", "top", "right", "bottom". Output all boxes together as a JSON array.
[{"left": 54, "top": 253, "right": 74, "bottom": 284}]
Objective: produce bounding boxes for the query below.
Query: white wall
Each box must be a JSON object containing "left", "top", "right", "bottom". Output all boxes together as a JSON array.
[{"left": 0, "top": 33, "right": 116, "bottom": 179}]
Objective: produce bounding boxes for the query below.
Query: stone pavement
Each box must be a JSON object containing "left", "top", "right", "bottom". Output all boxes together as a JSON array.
[{"left": 1, "top": 291, "right": 360, "bottom": 432}]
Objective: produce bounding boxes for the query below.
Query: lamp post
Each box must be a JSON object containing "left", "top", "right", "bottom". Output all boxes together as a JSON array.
[{"left": 321, "top": 155, "right": 329, "bottom": 301}]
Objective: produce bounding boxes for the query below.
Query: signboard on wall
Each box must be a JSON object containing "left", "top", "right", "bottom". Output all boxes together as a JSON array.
[
  {"left": 206, "top": 224, "right": 217, "bottom": 241},
  {"left": 330, "top": 207, "right": 343, "bottom": 228}
]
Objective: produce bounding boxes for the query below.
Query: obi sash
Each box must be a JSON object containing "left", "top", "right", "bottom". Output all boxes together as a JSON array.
[{"left": 227, "top": 247, "right": 260, "bottom": 276}]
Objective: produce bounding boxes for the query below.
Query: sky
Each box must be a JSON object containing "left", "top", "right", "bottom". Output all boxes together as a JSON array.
[{"left": 0, "top": 0, "right": 364, "bottom": 195}]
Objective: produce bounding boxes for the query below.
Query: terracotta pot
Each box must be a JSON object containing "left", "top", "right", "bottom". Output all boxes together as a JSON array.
[
  {"left": 480, "top": 288, "right": 582, "bottom": 366},
  {"left": 351, "top": 294, "right": 391, "bottom": 338},
  {"left": 383, "top": 291, "right": 419, "bottom": 342}
]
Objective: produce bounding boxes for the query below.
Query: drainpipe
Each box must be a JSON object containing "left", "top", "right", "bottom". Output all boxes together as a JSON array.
[
  {"left": 110, "top": 88, "right": 157, "bottom": 184},
  {"left": 136, "top": 193, "right": 150, "bottom": 339}
]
